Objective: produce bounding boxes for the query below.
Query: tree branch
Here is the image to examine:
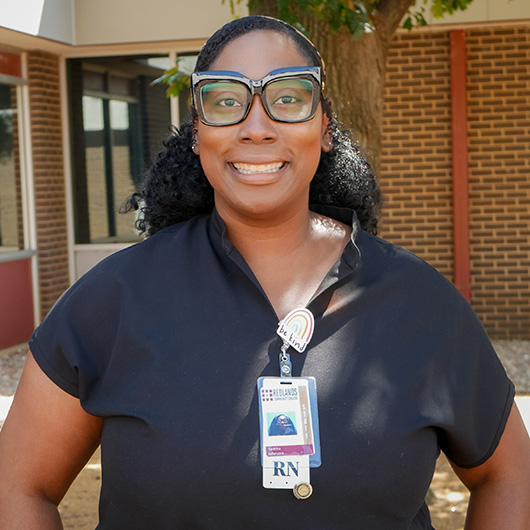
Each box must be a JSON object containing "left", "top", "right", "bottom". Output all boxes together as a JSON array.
[{"left": 374, "top": 0, "right": 416, "bottom": 36}]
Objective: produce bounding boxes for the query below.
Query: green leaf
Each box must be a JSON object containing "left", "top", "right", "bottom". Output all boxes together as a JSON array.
[
  {"left": 431, "top": 0, "right": 474, "bottom": 19},
  {"left": 402, "top": 3, "right": 428, "bottom": 30},
  {"left": 253, "top": 0, "right": 476, "bottom": 40},
  {"left": 151, "top": 60, "right": 192, "bottom": 100}
]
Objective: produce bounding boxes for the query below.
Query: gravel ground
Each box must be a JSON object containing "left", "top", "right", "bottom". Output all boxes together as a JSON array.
[
  {"left": 0, "top": 340, "right": 528, "bottom": 530},
  {"left": 491, "top": 340, "right": 530, "bottom": 395},
  {"left": 1, "top": 340, "right": 529, "bottom": 398},
  {"left": 0, "top": 343, "right": 27, "bottom": 397},
  {"left": 1, "top": 339, "right": 529, "bottom": 423}
]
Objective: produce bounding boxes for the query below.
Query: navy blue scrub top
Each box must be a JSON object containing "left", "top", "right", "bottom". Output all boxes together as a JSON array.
[{"left": 30, "top": 206, "right": 514, "bottom": 530}]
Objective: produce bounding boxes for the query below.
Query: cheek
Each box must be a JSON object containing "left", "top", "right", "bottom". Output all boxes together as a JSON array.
[
  {"left": 297, "top": 114, "right": 326, "bottom": 153},
  {"left": 199, "top": 156, "right": 224, "bottom": 193},
  {"left": 295, "top": 127, "right": 325, "bottom": 169},
  {"left": 196, "top": 129, "right": 227, "bottom": 182}
]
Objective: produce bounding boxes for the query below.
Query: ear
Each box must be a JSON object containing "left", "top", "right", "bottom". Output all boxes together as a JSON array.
[
  {"left": 192, "top": 136, "right": 200, "bottom": 155},
  {"left": 320, "top": 110, "right": 332, "bottom": 153}
]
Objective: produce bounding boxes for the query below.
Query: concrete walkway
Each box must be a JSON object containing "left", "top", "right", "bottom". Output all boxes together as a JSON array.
[
  {"left": 0, "top": 395, "right": 13, "bottom": 423},
  {"left": 515, "top": 396, "right": 530, "bottom": 434},
  {"left": 2, "top": 392, "right": 530, "bottom": 434}
]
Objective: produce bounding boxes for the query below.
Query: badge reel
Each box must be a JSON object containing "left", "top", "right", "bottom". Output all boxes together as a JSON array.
[{"left": 257, "top": 308, "right": 321, "bottom": 500}]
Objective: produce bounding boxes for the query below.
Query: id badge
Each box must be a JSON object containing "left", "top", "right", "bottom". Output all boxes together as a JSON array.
[{"left": 258, "top": 377, "right": 321, "bottom": 489}]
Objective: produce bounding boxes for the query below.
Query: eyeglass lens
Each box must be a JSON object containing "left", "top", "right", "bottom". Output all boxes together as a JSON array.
[{"left": 199, "top": 78, "right": 315, "bottom": 125}]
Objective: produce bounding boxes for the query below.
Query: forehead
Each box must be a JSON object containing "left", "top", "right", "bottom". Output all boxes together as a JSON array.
[{"left": 209, "top": 30, "right": 309, "bottom": 80}]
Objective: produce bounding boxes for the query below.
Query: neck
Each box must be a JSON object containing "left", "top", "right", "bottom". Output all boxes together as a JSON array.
[
  {"left": 216, "top": 202, "right": 314, "bottom": 262},
  {"left": 215, "top": 200, "right": 351, "bottom": 320}
]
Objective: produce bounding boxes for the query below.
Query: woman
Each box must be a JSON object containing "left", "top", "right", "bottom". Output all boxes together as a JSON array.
[{"left": 0, "top": 15, "right": 529, "bottom": 529}]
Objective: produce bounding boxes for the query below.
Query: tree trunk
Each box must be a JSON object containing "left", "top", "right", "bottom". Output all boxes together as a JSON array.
[
  {"left": 302, "top": 19, "right": 389, "bottom": 173},
  {"left": 249, "top": 0, "right": 415, "bottom": 175}
]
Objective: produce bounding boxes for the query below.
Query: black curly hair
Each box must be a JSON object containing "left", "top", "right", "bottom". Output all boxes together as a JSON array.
[{"left": 125, "top": 15, "right": 381, "bottom": 236}]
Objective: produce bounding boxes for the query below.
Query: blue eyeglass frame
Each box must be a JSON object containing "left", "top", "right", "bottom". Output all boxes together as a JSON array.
[{"left": 191, "top": 66, "right": 324, "bottom": 126}]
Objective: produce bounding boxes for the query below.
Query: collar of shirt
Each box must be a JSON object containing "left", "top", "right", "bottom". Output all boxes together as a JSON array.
[{"left": 209, "top": 205, "right": 361, "bottom": 318}]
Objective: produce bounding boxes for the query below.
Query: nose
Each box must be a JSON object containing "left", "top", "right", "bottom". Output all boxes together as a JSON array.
[{"left": 237, "top": 94, "right": 278, "bottom": 144}]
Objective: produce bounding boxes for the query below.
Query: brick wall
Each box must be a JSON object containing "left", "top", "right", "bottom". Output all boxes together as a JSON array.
[
  {"left": 380, "top": 25, "right": 530, "bottom": 339},
  {"left": 380, "top": 31, "right": 454, "bottom": 281},
  {"left": 466, "top": 26, "right": 530, "bottom": 339},
  {"left": 20, "top": 27, "right": 529, "bottom": 338},
  {"left": 27, "top": 51, "right": 69, "bottom": 317}
]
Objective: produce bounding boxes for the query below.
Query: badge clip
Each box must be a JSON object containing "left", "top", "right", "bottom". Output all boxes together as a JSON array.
[{"left": 279, "top": 341, "right": 292, "bottom": 378}]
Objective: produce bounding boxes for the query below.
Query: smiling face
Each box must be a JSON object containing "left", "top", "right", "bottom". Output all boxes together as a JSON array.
[{"left": 194, "top": 30, "right": 330, "bottom": 223}]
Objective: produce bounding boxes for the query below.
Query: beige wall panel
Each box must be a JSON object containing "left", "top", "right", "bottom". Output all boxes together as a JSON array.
[
  {"left": 488, "top": 0, "right": 530, "bottom": 20},
  {"left": 0, "top": 0, "right": 74, "bottom": 44},
  {"left": 74, "top": 0, "right": 248, "bottom": 45},
  {"left": 424, "top": 0, "right": 529, "bottom": 25}
]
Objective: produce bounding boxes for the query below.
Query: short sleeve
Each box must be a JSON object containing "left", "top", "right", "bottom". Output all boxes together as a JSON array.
[
  {"left": 29, "top": 260, "right": 124, "bottom": 402},
  {"left": 432, "top": 292, "right": 515, "bottom": 468},
  {"left": 363, "top": 234, "right": 516, "bottom": 470},
  {"left": 30, "top": 320, "right": 81, "bottom": 397}
]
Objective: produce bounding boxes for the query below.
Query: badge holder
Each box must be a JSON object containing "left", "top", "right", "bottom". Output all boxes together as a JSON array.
[{"left": 258, "top": 308, "right": 321, "bottom": 499}]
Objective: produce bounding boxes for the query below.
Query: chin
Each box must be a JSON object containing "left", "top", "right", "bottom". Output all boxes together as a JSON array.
[{"left": 227, "top": 197, "right": 288, "bottom": 219}]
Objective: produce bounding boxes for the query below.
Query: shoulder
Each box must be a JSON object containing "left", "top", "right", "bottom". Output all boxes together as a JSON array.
[
  {"left": 351, "top": 232, "right": 506, "bottom": 388},
  {"left": 83, "top": 215, "right": 208, "bottom": 276},
  {"left": 50, "top": 214, "right": 211, "bottom": 313},
  {"left": 353, "top": 231, "right": 475, "bottom": 329},
  {"left": 356, "top": 231, "right": 454, "bottom": 291}
]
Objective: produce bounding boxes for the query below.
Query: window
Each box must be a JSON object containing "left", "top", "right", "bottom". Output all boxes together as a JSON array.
[
  {"left": 0, "top": 84, "right": 23, "bottom": 252},
  {"left": 68, "top": 55, "right": 172, "bottom": 244}
]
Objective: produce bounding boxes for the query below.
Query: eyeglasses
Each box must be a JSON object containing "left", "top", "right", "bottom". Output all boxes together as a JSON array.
[{"left": 191, "top": 67, "right": 323, "bottom": 127}]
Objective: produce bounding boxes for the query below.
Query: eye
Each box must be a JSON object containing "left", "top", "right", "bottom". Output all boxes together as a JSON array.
[
  {"left": 214, "top": 95, "right": 244, "bottom": 108},
  {"left": 200, "top": 83, "right": 247, "bottom": 110},
  {"left": 274, "top": 95, "right": 301, "bottom": 105},
  {"left": 266, "top": 78, "right": 314, "bottom": 108}
]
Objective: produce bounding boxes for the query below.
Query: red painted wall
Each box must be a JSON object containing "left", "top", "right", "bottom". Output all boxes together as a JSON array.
[
  {"left": 0, "top": 51, "right": 22, "bottom": 78},
  {"left": 0, "top": 259, "right": 34, "bottom": 349}
]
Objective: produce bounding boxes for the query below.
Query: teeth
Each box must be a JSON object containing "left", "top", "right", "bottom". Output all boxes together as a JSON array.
[{"left": 233, "top": 162, "right": 284, "bottom": 175}]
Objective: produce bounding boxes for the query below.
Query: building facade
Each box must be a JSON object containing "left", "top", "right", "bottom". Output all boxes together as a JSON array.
[{"left": 0, "top": 0, "right": 529, "bottom": 349}]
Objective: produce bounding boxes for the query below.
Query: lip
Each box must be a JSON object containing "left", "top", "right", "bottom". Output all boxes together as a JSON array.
[{"left": 229, "top": 161, "right": 287, "bottom": 183}]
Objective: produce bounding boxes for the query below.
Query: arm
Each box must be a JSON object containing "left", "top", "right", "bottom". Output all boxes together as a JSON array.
[
  {"left": 0, "top": 352, "right": 103, "bottom": 529},
  {"left": 450, "top": 403, "right": 530, "bottom": 530}
]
